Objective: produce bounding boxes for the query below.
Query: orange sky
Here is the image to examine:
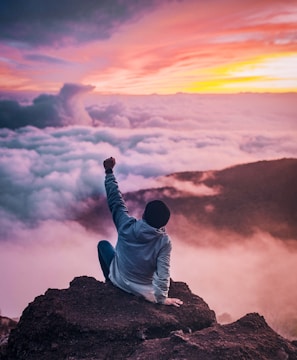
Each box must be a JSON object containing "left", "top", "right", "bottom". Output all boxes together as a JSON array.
[{"left": 0, "top": 0, "right": 297, "bottom": 94}]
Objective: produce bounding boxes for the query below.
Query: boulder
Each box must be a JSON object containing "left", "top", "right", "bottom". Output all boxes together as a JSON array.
[
  {"left": 0, "top": 316, "right": 18, "bottom": 357},
  {"left": 3, "top": 276, "right": 215, "bottom": 360},
  {"left": 130, "top": 313, "right": 297, "bottom": 360},
  {"left": 2, "top": 276, "right": 297, "bottom": 359}
]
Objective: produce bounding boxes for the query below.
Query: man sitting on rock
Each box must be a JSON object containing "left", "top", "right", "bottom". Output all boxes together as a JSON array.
[{"left": 98, "top": 157, "right": 183, "bottom": 307}]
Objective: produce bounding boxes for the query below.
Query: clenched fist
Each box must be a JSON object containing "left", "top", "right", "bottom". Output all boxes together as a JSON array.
[{"left": 103, "top": 157, "right": 116, "bottom": 170}]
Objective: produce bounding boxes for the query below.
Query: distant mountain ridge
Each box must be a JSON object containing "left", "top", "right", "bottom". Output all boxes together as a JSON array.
[
  {"left": 162, "top": 158, "right": 297, "bottom": 241},
  {"left": 77, "top": 158, "right": 297, "bottom": 243},
  {"left": 122, "top": 158, "right": 297, "bottom": 243}
]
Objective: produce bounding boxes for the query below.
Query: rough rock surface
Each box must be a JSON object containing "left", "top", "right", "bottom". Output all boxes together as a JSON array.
[
  {"left": 0, "top": 316, "right": 18, "bottom": 357},
  {"left": 2, "top": 276, "right": 215, "bottom": 360},
  {"left": 2, "top": 276, "right": 297, "bottom": 360},
  {"left": 0, "top": 317, "right": 17, "bottom": 338},
  {"left": 129, "top": 313, "right": 297, "bottom": 360}
]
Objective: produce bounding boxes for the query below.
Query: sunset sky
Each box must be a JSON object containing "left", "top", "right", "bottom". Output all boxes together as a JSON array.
[
  {"left": 1, "top": 0, "right": 297, "bottom": 94},
  {"left": 1, "top": 1, "right": 297, "bottom": 337}
]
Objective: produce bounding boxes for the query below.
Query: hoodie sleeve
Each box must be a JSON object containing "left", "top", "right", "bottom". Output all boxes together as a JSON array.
[
  {"left": 153, "top": 238, "right": 172, "bottom": 303},
  {"left": 105, "top": 173, "right": 133, "bottom": 230}
]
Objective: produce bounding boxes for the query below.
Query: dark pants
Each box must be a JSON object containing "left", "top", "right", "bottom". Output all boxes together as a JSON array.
[{"left": 97, "top": 240, "right": 115, "bottom": 281}]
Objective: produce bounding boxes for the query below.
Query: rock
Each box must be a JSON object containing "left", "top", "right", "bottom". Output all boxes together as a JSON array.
[
  {"left": 0, "top": 317, "right": 18, "bottom": 337},
  {"left": 0, "top": 316, "right": 18, "bottom": 358},
  {"left": 3, "top": 276, "right": 216, "bottom": 360},
  {"left": 2, "top": 276, "right": 297, "bottom": 359},
  {"left": 129, "top": 313, "right": 297, "bottom": 360}
]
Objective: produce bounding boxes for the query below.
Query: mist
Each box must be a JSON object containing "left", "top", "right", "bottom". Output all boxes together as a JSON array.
[{"left": 171, "top": 228, "right": 297, "bottom": 340}]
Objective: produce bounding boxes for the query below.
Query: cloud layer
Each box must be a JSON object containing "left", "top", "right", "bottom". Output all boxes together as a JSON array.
[
  {"left": 0, "top": 84, "right": 94, "bottom": 129},
  {"left": 1, "top": 86, "right": 297, "bottom": 240}
]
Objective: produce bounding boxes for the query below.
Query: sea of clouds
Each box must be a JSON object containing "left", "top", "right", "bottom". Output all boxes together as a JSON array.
[{"left": 1, "top": 84, "right": 297, "bottom": 338}]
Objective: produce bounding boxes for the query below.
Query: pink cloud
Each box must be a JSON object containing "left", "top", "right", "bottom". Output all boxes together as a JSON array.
[{"left": 172, "top": 231, "right": 297, "bottom": 339}]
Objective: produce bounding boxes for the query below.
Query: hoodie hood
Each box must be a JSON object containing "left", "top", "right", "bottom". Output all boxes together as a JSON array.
[{"left": 133, "top": 219, "right": 166, "bottom": 244}]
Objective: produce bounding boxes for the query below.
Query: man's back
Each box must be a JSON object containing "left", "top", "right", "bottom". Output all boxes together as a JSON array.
[
  {"left": 105, "top": 172, "right": 172, "bottom": 303},
  {"left": 99, "top": 157, "right": 183, "bottom": 307}
]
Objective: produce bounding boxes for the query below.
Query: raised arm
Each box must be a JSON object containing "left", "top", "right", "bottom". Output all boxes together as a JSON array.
[{"left": 103, "top": 157, "right": 132, "bottom": 230}]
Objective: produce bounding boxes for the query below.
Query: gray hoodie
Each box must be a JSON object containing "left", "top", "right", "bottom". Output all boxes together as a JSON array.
[{"left": 105, "top": 173, "right": 172, "bottom": 303}]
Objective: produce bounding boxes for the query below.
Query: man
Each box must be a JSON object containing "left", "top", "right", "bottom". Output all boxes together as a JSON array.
[{"left": 98, "top": 157, "right": 183, "bottom": 307}]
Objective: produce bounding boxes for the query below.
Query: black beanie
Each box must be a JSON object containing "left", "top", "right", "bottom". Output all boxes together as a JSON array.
[{"left": 143, "top": 200, "right": 170, "bottom": 229}]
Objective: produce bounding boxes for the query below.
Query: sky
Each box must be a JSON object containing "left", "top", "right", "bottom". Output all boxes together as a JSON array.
[
  {"left": 0, "top": 0, "right": 297, "bottom": 94},
  {"left": 0, "top": 0, "right": 297, "bottom": 340}
]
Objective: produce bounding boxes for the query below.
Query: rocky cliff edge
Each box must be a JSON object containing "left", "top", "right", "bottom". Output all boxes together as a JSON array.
[{"left": 2, "top": 276, "right": 297, "bottom": 360}]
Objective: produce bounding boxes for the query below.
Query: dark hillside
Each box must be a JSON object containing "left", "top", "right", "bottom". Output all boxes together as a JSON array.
[
  {"left": 124, "top": 158, "right": 297, "bottom": 242},
  {"left": 76, "top": 158, "right": 297, "bottom": 243}
]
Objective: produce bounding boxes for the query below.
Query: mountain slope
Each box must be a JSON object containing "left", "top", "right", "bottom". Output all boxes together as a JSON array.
[{"left": 120, "top": 158, "right": 297, "bottom": 243}]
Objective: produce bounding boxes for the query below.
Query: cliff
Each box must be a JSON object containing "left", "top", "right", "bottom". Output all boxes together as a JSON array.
[{"left": 2, "top": 276, "right": 297, "bottom": 360}]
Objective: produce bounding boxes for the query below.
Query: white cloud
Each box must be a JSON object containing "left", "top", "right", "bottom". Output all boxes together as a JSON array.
[
  {"left": 1, "top": 91, "right": 297, "bottom": 236},
  {"left": 159, "top": 177, "right": 220, "bottom": 197}
]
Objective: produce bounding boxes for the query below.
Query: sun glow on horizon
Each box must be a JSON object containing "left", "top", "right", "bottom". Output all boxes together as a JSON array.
[
  {"left": 182, "top": 53, "right": 297, "bottom": 94},
  {"left": 82, "top": 49, "right": 297, "bottom": 95}
]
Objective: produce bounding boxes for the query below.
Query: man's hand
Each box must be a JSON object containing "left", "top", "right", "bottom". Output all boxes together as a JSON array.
[
  {"left": 164, "top": 298, "right": 183, "bottom": 307},
  {"left": 103, "top": 157, "right": 116, "bottom": 170}
]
